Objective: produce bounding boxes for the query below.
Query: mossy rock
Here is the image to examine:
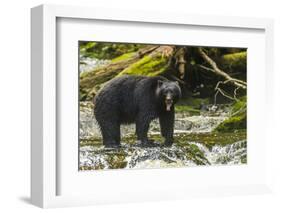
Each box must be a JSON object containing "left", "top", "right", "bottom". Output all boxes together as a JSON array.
[
  {"left": 215, "top": 112, "right": 246, "bottom": 132},
  {"left": 215, "top": 97, "right": 247, "bottom": 132}
]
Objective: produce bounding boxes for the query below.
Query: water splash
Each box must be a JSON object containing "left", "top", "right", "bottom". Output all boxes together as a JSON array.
[
  {"left": 79, "top": 140, "right": 246, "bottom": 170},
  {"left": 80, "top": 143, "right": 208, "bottom": 170},
  {"left": 80, "top": 57, "right": 110, "bottom": 73},
  {"left": 190, "top": 140, "right": 247, "bottom": 165}
]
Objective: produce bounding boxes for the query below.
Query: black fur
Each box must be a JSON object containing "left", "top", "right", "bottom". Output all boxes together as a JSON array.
[{"left": 93, "top": 75, "right": 181, "bottom": 148}]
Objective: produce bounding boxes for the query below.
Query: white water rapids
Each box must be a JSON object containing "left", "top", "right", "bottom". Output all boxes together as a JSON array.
[{"left": 79, "top": 102, "right": 247, "bottom": 170}]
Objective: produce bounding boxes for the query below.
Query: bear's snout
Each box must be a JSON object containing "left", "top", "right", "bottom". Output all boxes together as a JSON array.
[{"left": 165, "top": 93, "right": 173, "bottom": 111}]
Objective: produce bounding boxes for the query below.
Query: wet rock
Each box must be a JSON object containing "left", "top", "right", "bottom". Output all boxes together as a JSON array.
[{"left": 79, "top": 142, "right": 209, "bottom": 170}]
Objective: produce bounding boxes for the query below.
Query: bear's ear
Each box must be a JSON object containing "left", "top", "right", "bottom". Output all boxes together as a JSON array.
[
  {"left": 175, "top": 81, "right": 179, "bottom": 85},
  {"left": 157, "top": 80, "right": 164, "bottom": 87}
]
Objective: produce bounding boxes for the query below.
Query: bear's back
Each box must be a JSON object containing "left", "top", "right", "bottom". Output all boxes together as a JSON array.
[
  {"left": 94, "top": 76, "right": 144, "bottom": 120},
  {"left": 94, "top": 75, "right": 166, "bottom": 123}
]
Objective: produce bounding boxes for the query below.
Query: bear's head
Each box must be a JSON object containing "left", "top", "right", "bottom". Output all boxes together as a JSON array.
[{"left": 156, "top": 80, "right": 182, "bottom": 111}]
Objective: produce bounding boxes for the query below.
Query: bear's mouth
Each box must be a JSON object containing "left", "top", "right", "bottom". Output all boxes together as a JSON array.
[{"left": 165, "top": 99, "right": 173, "bottom": 111}]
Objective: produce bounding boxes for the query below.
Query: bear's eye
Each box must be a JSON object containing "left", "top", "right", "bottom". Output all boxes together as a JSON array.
[
  {"left": 165, "top": 89, "right": 172, "bottom": 94},
  {"left": 165, "top": 90, "right": 173, "bottom": 98}
]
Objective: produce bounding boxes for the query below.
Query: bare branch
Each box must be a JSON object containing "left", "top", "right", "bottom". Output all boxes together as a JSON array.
[
  {"left": 198, "top": 48, "right": 247, "bottom": 89},
  {"left": 234, "top": 87, "right": 240, "bottom": 100},
  {"left": 214, "top": 80, "right": 237, "bottom": 104},
  {"left": 217, "top": 88, "right": 236, "bottom": 101},
  {"left": 198, "top": 65, "right": 216, "bottom": 73}
]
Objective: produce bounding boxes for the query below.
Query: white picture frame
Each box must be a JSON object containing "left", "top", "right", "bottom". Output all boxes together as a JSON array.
[{"left": 31, "top": 4, "right": 274, "bottom": 208}]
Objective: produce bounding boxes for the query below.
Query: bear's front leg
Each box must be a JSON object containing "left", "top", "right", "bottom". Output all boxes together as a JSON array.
[{"left": 159, "top": 109, "right": 175, "bottom": 147}]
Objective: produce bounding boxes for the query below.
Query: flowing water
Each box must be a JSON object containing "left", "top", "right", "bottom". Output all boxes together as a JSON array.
[
  {"left": 80, "top": 56, "right": 110, "bottom": 73},
  {"left": 79, "top": 102, "right": 247, "bottom": 170}
]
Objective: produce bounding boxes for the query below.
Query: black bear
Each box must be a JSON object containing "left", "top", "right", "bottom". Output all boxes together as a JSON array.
[{"left": 93, "top": 75, "right": 181, "bottom": 148}]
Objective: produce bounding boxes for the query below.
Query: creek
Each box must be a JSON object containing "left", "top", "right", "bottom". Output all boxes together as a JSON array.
[{"left": 79, "top": 102, "right": 247, "bottom": 170}]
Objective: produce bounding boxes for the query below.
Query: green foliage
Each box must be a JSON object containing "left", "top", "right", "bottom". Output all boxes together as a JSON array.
[
  {"left": 80, "top": 41, "right": 144, "bottom": 60},
  {"left": 80, "top": 42, "right": 97, "bottom": 52},
  {"left": 223, "top": 51, "right": 247, "bottom": 64},
  {"left": 118, "top": 54, "right": 168, "bottom": 76},
  {"left": 221, "top": 51, "right": 247, "bottom": 72},
  {"left": 202, "top": 47, "right": 246, "bottom": 58}
]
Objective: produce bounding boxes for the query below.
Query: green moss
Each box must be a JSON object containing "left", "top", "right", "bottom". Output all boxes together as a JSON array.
[
  {"left": 175, "top": 130, "right": 246, "bottom": 148},
  {"left": 215, "top": 112, "right": 246, "bottom": 132},
  {"left": 175, "top": 105, "right": 200, "bottom": 114},
  {"left": 221, "top": 51, "right": 247, "bottom": 72},
  {"left": 223, "top": 51, "right": 247, "bottom": 63},
  {"left": 231, "top": 96, "right": 246, "bottom": 113},
  {"left": 214, "top": 96, "right": 247, "bottom": 132},
  {"left": 178, "top": 98, "right": 209, "bottom": 108},
  {"left": 80, "top": 138, "right": 102, "bottom": 147},
  {"left": 175, "top": 98, "right": 209, "bottom": 114},
  {"left": 118, "top": 54, "right": 168, "bottom": 77},
  {"left": 79, "top": 130, "right": 246, "bottom": 170},
  {"left": 111, "top": 52, "right": 136, "bottom": 63},
  {"left": 80, "top": 165, "right": 105, "bottom": 170},
  {"left": 81, "top": 130, "right": 246, "bottom": 149},
  {"left": 79, "top": 50, "right": 168, "bottom": 101},
  {"left": 79, "top": 42, "right": 97, "bottom": 54}
]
